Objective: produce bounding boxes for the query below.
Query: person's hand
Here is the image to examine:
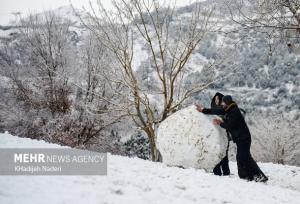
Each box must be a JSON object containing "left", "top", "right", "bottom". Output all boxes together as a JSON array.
[
  {"left": 195, "top": 104, "right": 204, "bottom": 112},
  {"left": 213, "top": 118, "right": 222, "bottom": 125}
]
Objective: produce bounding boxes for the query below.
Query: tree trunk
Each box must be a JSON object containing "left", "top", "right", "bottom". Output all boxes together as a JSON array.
[{"left": 145, "top": 126, "right": 162, "bottom": 162}]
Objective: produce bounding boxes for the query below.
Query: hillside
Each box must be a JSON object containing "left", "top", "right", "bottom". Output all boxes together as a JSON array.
[
  {"left": 0, "top": 132, "right": 300, "bottom": 204},
  {"left": 0, "top": 4, "right": 299, "bottom": 116},
  {"left": 0, "top": 1, "right": 299, "bottom": 166}
]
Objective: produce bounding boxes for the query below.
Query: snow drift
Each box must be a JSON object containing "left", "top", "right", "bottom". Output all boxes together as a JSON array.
[{"left": 157, "top": 105, "right": 228, "bottom": 171}]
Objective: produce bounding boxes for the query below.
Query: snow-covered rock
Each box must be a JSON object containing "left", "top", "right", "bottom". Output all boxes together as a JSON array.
[{"left": 157, "top": 105, "right": 228, "bottom": 171}]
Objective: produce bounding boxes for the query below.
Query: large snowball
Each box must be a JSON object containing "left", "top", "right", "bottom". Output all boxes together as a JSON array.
[{"left": 156, "top": 105, "right": 228, "bottom": 171}]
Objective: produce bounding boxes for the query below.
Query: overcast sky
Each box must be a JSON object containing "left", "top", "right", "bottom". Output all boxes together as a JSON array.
[
  {"left": 0, "top": 0, "right": 111, "bottom": 25},
  {"left": 0, "top": 0, "right": 196, "bottom": 25}
]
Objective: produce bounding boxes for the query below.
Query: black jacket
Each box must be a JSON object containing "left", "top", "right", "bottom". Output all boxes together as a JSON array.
[{"left": 202, "top": 103, "right": 251, "bottom": 143}]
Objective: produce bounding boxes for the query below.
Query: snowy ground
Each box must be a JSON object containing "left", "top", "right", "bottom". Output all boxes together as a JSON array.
[{"left": 0, "top": 132, "right": 300, "bottom": 204}]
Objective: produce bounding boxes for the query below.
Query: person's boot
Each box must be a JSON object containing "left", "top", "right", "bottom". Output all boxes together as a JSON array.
[
  {"left": 213, "top": 164, "right": 222, "bottom": 176},
  {"left": 254, "top": 174, "right": 268, "bottom": 183},
  {"left": 221, "top": 156, "right": 230, "bottom": 176}
]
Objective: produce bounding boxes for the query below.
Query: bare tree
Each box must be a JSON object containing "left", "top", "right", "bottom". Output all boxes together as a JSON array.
[
  {"left": 70, "top": 33, "right": 129, "bottom": 147},
  {"left": 250, "top": 114, "right": 300, "bottom": 165},
  {"left": 0, "top": 9, "right": 128, "bottom": 152},
  {"left": 73, "top": 0, "right": 222, "bottom": 161},
  {"left": 225, "top": 0, "right": 300, "bottom": 39},
  {"left": 12, "top": 11, "right": 73, "bottom": 116}
]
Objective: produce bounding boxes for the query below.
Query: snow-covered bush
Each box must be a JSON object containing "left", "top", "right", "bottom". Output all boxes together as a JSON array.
[
  {"left": 250, "top": 114, "right": 300, "bottom": 166},
  {"left": 123, "top": 132, "right": 150, "bottom": 160}
]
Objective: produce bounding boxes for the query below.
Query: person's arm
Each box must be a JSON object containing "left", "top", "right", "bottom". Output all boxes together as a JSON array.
[
  {"left": 202, "top": 108, "right": 225, "bottom": 115},
  {"left": 220, "top": 111, "right": 239, "bottom": 130}
]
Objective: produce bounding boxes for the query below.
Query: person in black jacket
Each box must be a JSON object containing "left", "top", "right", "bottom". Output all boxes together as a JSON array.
[
  {"left": 206, "top": 92, "right": 230, "bottom": 176},
  {"left": 196, "top": 95, "right": 268, "bottom": 182}
]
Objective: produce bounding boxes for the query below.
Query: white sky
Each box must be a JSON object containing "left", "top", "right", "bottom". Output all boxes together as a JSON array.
[
  {"left": 0, "top": 0, "right": 197, "bottom": 25},
  {"left": 0, "top": 0, "right": 110, "bottom": 25}
]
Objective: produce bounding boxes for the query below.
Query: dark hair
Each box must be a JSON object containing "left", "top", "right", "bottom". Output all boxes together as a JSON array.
[
  {"left": 222, "top": 95, "right": 233, "bottom": 105},
  {"left": 211, "top": 92, "right": 224, "bottom": 108}
]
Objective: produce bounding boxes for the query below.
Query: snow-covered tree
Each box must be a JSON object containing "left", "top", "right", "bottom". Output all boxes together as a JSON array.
[
  {"left": 250, "top": 114, "right": 300, "bottom": 166},
  {"left": 75, "top": 0, "right": 225, "bottom": 161}
]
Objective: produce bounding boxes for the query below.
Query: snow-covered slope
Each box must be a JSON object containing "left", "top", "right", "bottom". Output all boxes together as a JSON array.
[{"left": 0, "top": 132, "right": 300, "bottom": 204}]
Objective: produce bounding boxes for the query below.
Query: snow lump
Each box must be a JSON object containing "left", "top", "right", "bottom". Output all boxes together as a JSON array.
[{"left": 157, "top": 105, "right": 228, "bottom": 171}]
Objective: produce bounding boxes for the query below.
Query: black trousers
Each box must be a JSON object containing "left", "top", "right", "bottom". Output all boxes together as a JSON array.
[
  {"left": 213, "top": 140, "right": 230, "bottom": 176},
  {"left": 236, "top": 139, "right": 267, "bottom": 180}
]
